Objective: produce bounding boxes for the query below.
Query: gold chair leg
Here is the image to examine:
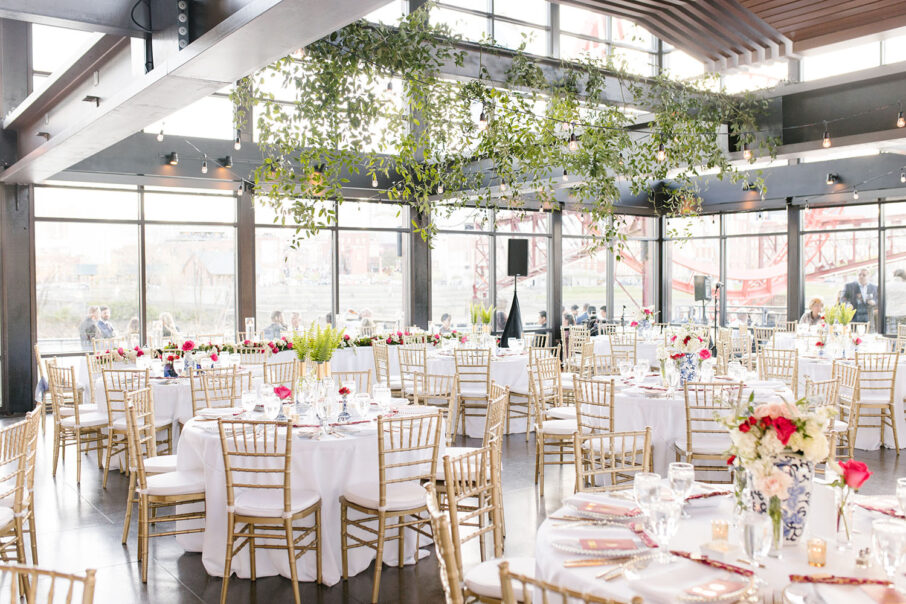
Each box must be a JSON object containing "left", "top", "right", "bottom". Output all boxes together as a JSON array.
[
  {"left": 315, "top": 507, "right": 323, "bottom": 585},
  {"left": 139, "top": 499, "right": 149, "bottom": 582},
  {"left": 397, "top": 522, "right": 404, "bottom": 568},
  {"left": 371, "top": 515, "right": 386, "bottom": 603},
  {"left": 52, "top": 429, "right": 60, "bottom": 477},
  {"left": 889, "top": 406, "right": 900, "bottom": 453},
  {"left": 102, "top": 431, "right": 115, "bottom": 489},
  {"left": 220, "top": 515, "right": 235, "bottom": 604},
  {"left": 28, "top": 506, "right": 37, "bottom": 564},
  {"left": 284, "top": 519, "right": 301, "bottom": 604},
  {"left": 340, "top": 503, "right": 349, "bottom": 580},
  {"left": 75, "top": 432, "right": 82, "bottom": 485},
  {"left": 122, "top": 472, "right": 136, "bottom": 544},
  {"left": 248, "top": 522, "right": 257, "bottom": 581}
]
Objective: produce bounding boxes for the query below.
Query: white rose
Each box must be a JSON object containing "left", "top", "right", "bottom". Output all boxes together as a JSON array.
[
  {"left": 758, "top": 431, "right": 785, "bottom": 458},
  {"left": 800, "top": 432, "right": 829, "bottom": 462}
]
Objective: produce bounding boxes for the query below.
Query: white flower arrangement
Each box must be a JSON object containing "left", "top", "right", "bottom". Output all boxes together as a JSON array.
[{"left": 632, "top": 306, "right": 657, "bottom": 325}]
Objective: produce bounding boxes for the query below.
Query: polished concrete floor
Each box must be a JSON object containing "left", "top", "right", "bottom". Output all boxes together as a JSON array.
[{"left": 3, "top": 417, "right": 905, "bottom": 603}]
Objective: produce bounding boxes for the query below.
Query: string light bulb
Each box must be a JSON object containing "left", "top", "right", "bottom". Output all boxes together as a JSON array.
[
  {"left": 898, "top": 102, "right": 905, "bottom": 128},
  {"left": 233, "top": 129, "right": 242, "bottom": 151},
  {"left": 562, "top": 169, "right": 568, "bottom": 182},
  {"left": 822, "top": 125, "right": 831, "bottom": 149},
  {"left": 900, "top": 169, "right": 905, "bottom": 183},
  {"left": 742, "top": 142, "right": 752, "bottom": 160},
  {"left": 618, "top": 152, "right": 624, "bottom": 166},
  {"left": 201, "top": 155, "right": 208, "bottom": 174},
  {"left": 478, "top": 110, "right": 488, "bottom": 130},
  {"left": 156, "top": 127, "right": 164, "bottom": 142},
  {"left": 567, "top": 132, "right": 579, "bottom": 152},
  {"left": 499, "top": 181, "right": 507, "bottom": 192},
  {"left": 371, "top": 175, "right": 378, "bottom": 188},
  {"left": 437, "top": 184, "right": 444, "bottom": 194},
  {"left": 852, "top": 188, "right": 859, "bottom": 200},
  {"left": 656, "top": 143, "right": 666, "bottom": 162}
]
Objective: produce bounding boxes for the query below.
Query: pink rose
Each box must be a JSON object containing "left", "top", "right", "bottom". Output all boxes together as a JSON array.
[
  {"left": 287, "top": 341, "right": 293, "bottom": 348},
  {"left": 243, "top": 339, "right": 251, "bottom": 346},
  {"left": 460, "top": 336, "right": 467, "bottom": 343},
  {"left": 386, "top": 337, "right": 393, "bottom": 344},
  {"left": 630, "top": 321, "right": 638, "bottom": 327},
  {"left": 838, "top": 459, "right": 872, "bottom": 490},
  {"left": 117, "top": 347, "right": 125, "bottom": 356},
  {"left": 756, "top": 470, "right": 792, "bottom": 500},
  {"left": 274, "top": 386, "right": 292, "bottom": 400},
  {"left": 181, "top": 340, "right": 195, "bottom": 352},
  {"left": 698, "top": 349, "right": 711, "bottom": 361},
  {"left": 753, "top": 401, "right": 793, "bottom": 421},
  {"left": 344, "top": 334, "right": 350, "bottom": 341},
  {"left": 136, "top": 349, "right": 144, "bottom": 357},
  {"left": 210, "top": 353, "right": 218, "bottom": 362}
]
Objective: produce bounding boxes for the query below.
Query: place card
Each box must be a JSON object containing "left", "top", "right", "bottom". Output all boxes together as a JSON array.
[
  {"left": 575, "top": 501, "right": 640, "bottom": 517},
  {"left": 685, "top": 579, "right": 747, "bottom": 598},
  {"left": 579, "top": 538, "right": 636, "bottom": 551}
]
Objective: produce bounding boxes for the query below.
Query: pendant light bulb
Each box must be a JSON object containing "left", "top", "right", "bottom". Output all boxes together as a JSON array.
[
  {"left": 567, "top": 132, "right": 579, "bottom": 152},
  {"left": 900, "top": 170, "right": 905, "bottom": 184},
  {"left": 822, "top": 128, "right": 831, "bottom": 149},
  {"left": 201, "top": 155, "right": 208, "bottom": 174},
  {"left": 499, "top": 182, "right": 507, "bottom": 193},
  {"left": 371, "top": 175, "right": 378, "bottom": 188},
  {"left": 478, "top": 110, "right": 488, "bottom": 131},
  {"left": 742, "top": 142, "right": 752, "bottom": 160},
  {"left": 656, "top": 143, "right": 666, "bottom": 162},
  {"left": 618, "top": 152, "right": 624, "bottom": 167},
  {"left": 852, "top": 188, "right": 859, "bottom": 200},
  {"left": 898, "top": 110, "right": 905, "bottom": 128},
  {"left": 437, "top": 184, "right": 444, "bottom": 194},
  {"left": 233, "top": 129, "right": 242, "bottom": 151},
  {"left": 562, "top": 169, "right": 568, "bottom": 182},
  {"left": 156, "top": 128, "right": 164, "bottom": 142}
]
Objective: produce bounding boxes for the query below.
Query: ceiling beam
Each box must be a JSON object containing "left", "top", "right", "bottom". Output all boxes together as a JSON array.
[{"left": 0, "top": 0, "right": 144, "bottom": 36}]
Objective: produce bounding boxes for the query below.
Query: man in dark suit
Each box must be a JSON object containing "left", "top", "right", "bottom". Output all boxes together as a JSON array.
[{"left": 841, "top": 268, "right": 878, "bottom": 324}]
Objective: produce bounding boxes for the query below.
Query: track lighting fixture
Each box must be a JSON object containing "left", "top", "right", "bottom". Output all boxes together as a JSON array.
[
  {"left": 221, "top": 155, "right": 233, "bottom": 169},
  {"left": 825, "top": 173, "right": 837, "bottom": 185},
  {"left": 167, "top": 152, "right": 178, "bottom": 166}
]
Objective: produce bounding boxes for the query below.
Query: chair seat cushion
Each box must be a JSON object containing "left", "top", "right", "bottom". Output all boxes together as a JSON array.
[
  {"left": 60, "top": 413, "right": 107, "bottom": 428},
  {"left": 548, "top": 406, "right": 576, "bottom": 420},
  {"left": 674, "top": 435, "right": 730, "bottom": 455},
  {"left": 343, "top": 481, "right": 427, "bottom": 511},
  {"left": 859, "top": 394, "right": 892, "bottom": 405},
  {"left": 832, "top": 420, "right": 849, "bottom": 433},
  {"left": 60, "top": 404, "right": 98, "bottom": 417},
  {"left": 145, "top": 471, "right": 205, "bottom": 496},
  {"left": 464, "top": 556, "right": 535, "bottom": 600},
  {"left": 386, "top": 376, "right": 402, "bottom": 390},
  {"left": 0, "top": 506, "right": 13, "bottom": 529},
  {"left": 561, "top": 373, "right": 575, "bottom": 390},
  {"left": 143, "top": 455, "right": 178, "bottom": 474},
  {"left": 234, "top": 488, "right": 320, "bottom": 517},
  {"left": 112, "top": 416, "right": 170, "bottom": 431},
  {"left": 540, "top": 419, "right": 577, "bottom": 436}
]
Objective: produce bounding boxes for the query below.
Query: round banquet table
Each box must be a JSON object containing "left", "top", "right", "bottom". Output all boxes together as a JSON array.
[
  {"left": 425, "top": 351, "right": 529, "bottom": 438},
  {"left": 797, "top": 353, "right": 906, "bottom": 451},
  {"left": 535, "top": 484, "right": 894, "bottom": 603},
  {"left": 592, "top": 336, "right": 660, "bottom": 368},
  {"left": 174, "top": 409, "right": 442, "bottom": 585}
]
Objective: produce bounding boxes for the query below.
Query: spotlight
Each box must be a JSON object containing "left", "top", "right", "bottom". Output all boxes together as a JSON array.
[
  {"left": 567, "top": 132, "right": 579, "bottom": 152},
  {"left": 221, "top": 155, "right": 233, "bottom": 168},
  {"left": 167, "top": 152, "right": 179, "bottom": 166},
  {"left": 156, "top": 128, "right": 164, "bottom": 142},
  {"left": 826, "top": 173, "right": 837, "bottom": 185},
  {"left": 656, "top": 143, "right": 666, "bottom": 162},
  {"left": 852, "top": 188, "right": 859, "bottom": 200},
  {"left": 742, "top": 142, "right": 752, "bottom": 160},
  {"left": 201, "top": 155, "right": 208, "bottom": 174},
  {"left": 233, "top": 129, "right": 242, "bottom": 151},
  {"left": 562, "top": 169, "right": 568, "bottom": 182},
  {"left": 822, "top": 127, "right": 831, "bottom": 149}
]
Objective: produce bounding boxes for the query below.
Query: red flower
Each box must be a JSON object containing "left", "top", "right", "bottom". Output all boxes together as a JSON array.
[
  {"left": 772, "top": 416, "right": 797, "bottom": 445},
  {"left": 670, "top": 353, "right": 685, "bottom": 360},
  {"left": 739, "top": 422, "right": 751, "bottom": 433},
  {"left": 630, "top": 321, "right": 639, "bottom": 327},
  {"left": 670, "top": 335, "right": 677, "bottom": 342},
  {"left": 748, "top": 416, "right": 757, "bottom": 425},
  {"left": 727, "top": 455, "right": 736, "bottom": 465},
  {"left": 210, "top": 353, "right": 218, "bottom": 362},
  {"left": 182, "top": 340, "right": 195, "bottom": 352},
  {"left": 815, "top": 341, "right": 824, "bottom": 347},
  {"left": 286, "top": 341, "right": 293, "bottom": 348},
  {"left": 136, "top": 349, "right": 144, "bottom": 357},
  {"left": 166, "top": 355, "right": 175, "bottom": 362},
  {"left": 386, "top": 337, "right": 393, "bottom": 344},
  {"left": 838, "top": 459, "right": 872, "bottom": 490},
  {"left": 683, "top": 335, "right": 692, "bottom": 345},
  {"left": 396, "top": 331, "right": 402, "bottom": 337},
  {"left": 117, "top": 347, "right": 125, "bottom": 356},
  {"left": 338, "top": 386, "right": 350, "bottom": 396},
  {"left": 698, "top": 349, "right": 712, "bottom": 361},
  {"left": 853, "top": 337, "right": 862, "bottom": 346},
  {"left": 281, "top": 336, "right": 287, "bottom": 341},
  {"left": 243, "top": 339, "right": 251, "bottom": 346},
  {"left": 274, "top": 385, "right": 292, "bottom": 400},
  {"left": 760, "top": 416, "right": 773, "bottom": 428}
]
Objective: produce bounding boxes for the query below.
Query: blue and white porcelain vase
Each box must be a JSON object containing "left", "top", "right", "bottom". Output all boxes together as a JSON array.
[
  {"left": 678, "top": 353, "right": 698, "bottom": 385},
  {"left": 748, "top": 454, "right": 814, "bottom": 545},
  {"left": 638, "top": 318, "right": 651, "bottom": 339}
]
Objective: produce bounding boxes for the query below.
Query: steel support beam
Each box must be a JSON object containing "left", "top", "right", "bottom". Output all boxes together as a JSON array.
[{"left": 0, "top": 0, "right": 154, "bottom": 36}]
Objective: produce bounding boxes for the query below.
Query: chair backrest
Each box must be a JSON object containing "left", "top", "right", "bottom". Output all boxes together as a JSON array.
[
  {"left": 443, "top": 445, "right": 503, "bottom": 568},
  {"left": 574, "top": 377, "right": 615, "bottom": 434},
  {"left": 598, "top": 323, "right": 617, "bottom": 336},
  {"left": 609, "top": 332, "right": 637, "bottom": 365},
  {"left": 832, "top": 360, "right": 861, "bottom": 409},
  {"left": 102, "top": 368, "right": 150, "bottom": 426},
  {"left": 23, "top": 404, "right": 41, "bottom": 498},
  {"left": 424, "top": 484, "right": 466, "bottom": 604},
  {"left": 332, "top": 369, "right": 374, "bottom": 396},
  {"left": 758, "top": 348, "right": 799, "bottom": 397},
  {"left": 0, "top": 416, "right": 30, "bottom": 519},
  {"left": 453, "top": 348, "right": 491, "bottom": 397},
  {"left": 781, "top": 321, "right": 797, "bottom": 333},
  {"left": 497, "top": 560, "right": 617, "bottom": 604},
  {"left": 525, "top": 333, "right": 549, "bottom": 348},
  {"left": 187, "top": 367, "right": 208, "bottom": 415},
  {"left": 804, "top": 376, "right": 840, "bottom": 412},
  {"left": 753, "top": 327, "right": 776, "bottom": 353},
  {"left": 0, "top": 563, "right": 97, "bottom": 604},
  {"left": 683, "top": 381, "right": 743, "bottom": 452},
  {"left": 399, "top": 345, "right": 429, "bottom": 397},
  {"left": 46, "top": 361, "right": 83, "bottom": 423},
  {"left": 201, "top": 366, "right": 240, "bottom": 410},
  {"left": 483, "top": 384, "right": 508, "bottom": 450},
  {"left": 92, "top": 336, "right": 126, "bottom": 355},
  {"left": 262, "top": 359, "right": 299, "bottom": 390},
  {"left": 849, "top": 322, "right": 869, "bottom": 335},
  {"left": 218, "top": 419, "right": 294, "bottom": 514},
  {"left": 85, "top": 352, "right": 117, "bottom": 384},
  {"left": 855, "top": 351, "right": 900, "bottom": 405},
  {"left": 197, "top": 333, "right": 226, "bottom": 345},
  {"left": 573, "top": 428, "right": 652, "bottom": 493},
  {"left": 372, "top": 341, "right": 393, "bottom": 386},
  {"left": 412, "top": 374, "right": 459, "bottom": 445},
  {"left": 527, "top": 345, "right": 560, "bottom": 367},
  {"left": 568, "top": 325, "right": 590, "bottom": 359},
  {"left": 529, "top": 355, "right": 562, "bottom": 421},
  {"left": 237, "top": 344, "right": 269, "bottom": 365},
  {"left": 359, "top": 324, "right": 375, "bottom": 338},
  {"left": 376, "top": 411, "right": 442, "bottom": 508},
  {"left": 578, "top": 340, "right": 597, "bottom": 378},
  {"left": 402, "top": 333, "right": 430, "bottom": 345}
]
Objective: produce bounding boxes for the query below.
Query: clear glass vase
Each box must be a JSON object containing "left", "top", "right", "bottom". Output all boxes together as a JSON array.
[
  {"left": 768, "top": 495, "right": 783, "bottom": 558},
  {"left": 835, "top": 487, "right": 855, "bottom": 551}
]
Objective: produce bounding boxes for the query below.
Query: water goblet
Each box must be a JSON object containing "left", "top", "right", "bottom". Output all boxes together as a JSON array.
[
  {"left": 633, "top": 472, "right": 661, "bottom": 516},
  {"left": 741, "top": 512, "right": 772, "bottom": 563},
  {"left": 373, "top": 382, "right": 392, "bottom": 413},
  {"left": 648, "top": 493, "right": 682, "bottom": 562},
  {"left": 633, "top": 361, "right": 648, "bottom": 382},
  {"left": 872, "top": 519, "right": 906, "bottom": 581},
  {"left": 353, "top": 393, "right": 371, "bottom": 419},
  {"left": 263, "top": 395, "right": 281, "bottom": 420},
  {"left": 897, "top": 478, "right": 906, "bottom": 516},
  {"left": 668, "top": 462, "right": 695, "bottom": 517},
  {"left": 240, "top": 392, "right": 257, "bottom": 415},
  {"left": 618, "top": 361, "right": 633, "bottom": 380}
]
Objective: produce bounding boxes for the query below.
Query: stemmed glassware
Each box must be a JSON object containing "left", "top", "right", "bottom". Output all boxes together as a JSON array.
[
  {"left": 633, "top": 472, "right": 661, "bottom": 516},
  {"left": 618, "top": 361, "right": 633, "bottom": 380},
  {"left": 872, "top": 520, "right": 906, "bottom": 581},
  {"left": 633, "top": 361, "right": 648, "bottom": 382},
  {"left": 373, "top": 382, "right": 392, "bottom": 413},
  {"left": 648, "top": 491, "right": 682, "bottom": 562},
  {"left": 896, "top": 478, "right": 906, "bottom": 516},
  {"left": 668, "top": 462, "right": 695, "bottom": 517}
]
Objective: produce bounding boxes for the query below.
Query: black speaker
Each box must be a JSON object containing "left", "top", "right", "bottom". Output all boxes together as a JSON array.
[
  {"left": 507, "top": 239, "right": 528, "bottom": 277},
  {"left": 693, "top": 275, "right": 712, "bottom": 302}
]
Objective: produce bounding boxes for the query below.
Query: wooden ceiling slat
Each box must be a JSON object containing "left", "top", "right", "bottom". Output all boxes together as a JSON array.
[
  {"left": 770, "top": 0, "right": 896, "bottom": 28},
  {"left": 791, "top": 6, "right": 906, "bottom": 41}
]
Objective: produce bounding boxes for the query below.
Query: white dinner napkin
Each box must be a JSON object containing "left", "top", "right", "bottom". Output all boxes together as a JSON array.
[{"left": 627, "top": 562, "right": 742, "bottom": 603}]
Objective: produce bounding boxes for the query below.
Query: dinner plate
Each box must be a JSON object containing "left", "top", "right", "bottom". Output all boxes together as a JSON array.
[
  {"left": 551, "top": 538, "right": 645, "bottom": 558},
  {"left": 196, "top": 407, "right": 244, "bottom": 418}
]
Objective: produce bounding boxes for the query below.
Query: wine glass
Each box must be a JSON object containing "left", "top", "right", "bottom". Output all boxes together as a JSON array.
[
  {"left": 897, "top": 478, "right": 906, "bottom": 516},
  {"left": 666, "top": 365, "right": 680, "bottom": 396},
  {"left": 648, "top": 493, "right": 682, "bottom": 561},
  {"left": 633, "top": 472, "right": 661, "bottom": 515},
  {"left": 618, "top": 361, "right": 633, "bottom": 380},
  {"left": 240, "top": 392, "right": 257, "bottom": 415},
  {"left": 668, "top": 462, "right": 695, "bottom": 517},
  {"left": 633, "top": 361, "right": 648, "bottom": 382},
  {"left": 373, "top": 382, "right": 392, "bottom": 413},
  {"left": 741, "top": 512, "right": 772, "bottom": 563},
  {"left": 263, "top": 395, "right": 281, "bottom": 420},
  {"left": 872, "top": 520, "right": 906, "bottom": 580},
  {"left": 353, "top": 393, "right": 371, "bottom": 419}
]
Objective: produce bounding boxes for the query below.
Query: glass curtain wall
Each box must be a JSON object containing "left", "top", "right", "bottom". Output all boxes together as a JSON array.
[
  {"left": 561, "top": 211, "right": 609, "bottom": 327},
  {"left": 612, "top": 215, "right": 658, "bottom": 321},
  {"left": 724, "top": 211, "right": 788, "bottom": 327},
  {"left": 665, "top": 215, "right": 721, "bottom": 325}
]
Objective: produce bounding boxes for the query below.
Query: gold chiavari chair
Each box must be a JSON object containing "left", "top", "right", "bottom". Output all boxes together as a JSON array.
[
  {"left": 525, "top": 333, "right": 548, "bottom": 348},
  {"left": 412, "top": 374, "right": 459, "bottom": 445},
  {"left": 47, "top": 362, "right": 106, "bottom": 484},
  {"left": 566, "top": 325, "right": 590, "bottom": 372},
  {"left": 119, "top": 386, "right": 177, "bottom": 543},
  {"left": 187, "top": 366, "right": 208, "bottom": 418},
  {"left": 752, "top": 326, "right": 776, "bottom": 355},
  {"left": 92, "top": 336, "right": 127, "bottom": 355},
  {"left": 123, "top": 388, "right": 206, "bottom": 582},
  {"left": 498, "top": 560, "right": 628, "bottom": 604},
  {"left": 12, "top": 405, "right": 41, "bottom": 565},
  {"left": 217, "top": 419, "right": 322, "bottom": 604},
  {"left": 674, "top": 381, "right": 743, "bottom": 481},
  {"left": 100, "top": 368, "right": 161, "bottom": 489},
  {"left": 454, "top": 348, "right": 491, "bottom": 437},
  {"left": 522, "top": 345, "right": 562, "bottom": 441},
  {"left": 237, "top": 343, "right": 269, "bottom": 366},
  {"left": 574, "top": 428, "right": 653, "bottom": 494},
  {"left": 853, "top": 351, "right": 900, "bottom": 453},
  {"left": 832, "top": 360, "right": 860, "bottom": 459},
  {"left": 531, "top": 356, "right": 576, "bottom": 497},
  {"left": 372, "top": 341, "right": 402, "bottom": 395},
  {"left": 399, "top": 345, "right": 429, "bottom": 401},
  {"left": 782, "top": 321, "right": 798, "bottom": 333},
  {"left": 0, "top": 417, "right": 31, "bottom": 570},
  {"left": 262, "top": 359, "right": 299, "bottom": 393},
  {"left": 599, "top": 323, "right": 618, "bottom": 336},
  {"left": 402, "top": 333, "right": 430, "bottom": 345},
  {"left": 758, "top": 348, "right": 799, "bottom": 398},
  {"left": 850, "top": 322, "right": 869, "bottom": 336},
  {"left": 340, "top": 411, "right": 442, "bottom": 603},
  {"left": 33, "top": 344, "right": 49, "bottom": 430},
  {"left": 577, "top": 340, "right": 598, "bottom": 378},
  {"left": 574, "top": 377, "right": 615, "bottom": 434},
  {"left": 425, "top": 484, "right": 466, "bottom": 604},
  {"left": 609, "top": 332, "right": 637, "bottom": 366},
  {"left": 85, "top": 352, "right": 117, "bottom": 404},
  {"left": 804, "top": 375, "right": 848, "bottom": 463},
  {"left": 332, "top": 369, "right": 374, "bottom": 396},
  {"left": 0, "top": 563, "right": 96, "bottom": 604},
  {"left": 733, "top": 332, "right": 756, "bottom": 371},
  {"left": 201, "top": 366, "right": 241, "bottom": 411}
]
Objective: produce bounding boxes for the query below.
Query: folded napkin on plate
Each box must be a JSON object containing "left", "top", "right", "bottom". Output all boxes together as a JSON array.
[
  {"left": 669, "top": 551, "right": 753, "bottom": 577},
  {"left": 578, "top": 538, "right": 636, "bottom": 551},
  {"left": 789, "top": 575, "right": 891, "bottom": 586},
  {"left": 627, "top": 561, "right": 745, "bottom": 602},
  {"left": 686, "top": 490, "right": 732, "bottom": 502},
  {"left": 571, "top": 499, "right": 641, "bottom": 517}
]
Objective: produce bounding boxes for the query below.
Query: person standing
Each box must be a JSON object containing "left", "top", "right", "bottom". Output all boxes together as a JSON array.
[
  {"left": 577, "top": 303, "right": 589, "bottom": 324},
  {"left": 97, "top": 305, "right": 116, "bottom": 338},
  {"left": 79, "top": 306, "right": 100, "bottom": 349},
  {"left": 841, "top": 269, "right": 878, "bottom": 324}
]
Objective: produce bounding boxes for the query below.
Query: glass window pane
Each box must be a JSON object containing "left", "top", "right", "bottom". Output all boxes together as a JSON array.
[
  {"left": 885, "top": 229, "right": 906, "bottom": 333},
  {"left": 363, "top": 0, "right": 406, "bottom": 25},
  {"left": 35, "top": 223, "right": 140, "bottom": 354},
  {"left": 338, "top": 201, "right": 406, "bottom": 228},
  {"left": 559, "top": 6, "right": 606, "bottom": 38},
  {"left": 256, "top": 228, "right": 332, "bottom": 335},
  {"left": 611, "top": 46, "right": 655, "bottom": 76},
  {"left": 884, "top": 34, "right": 906, "bottom": 64},
  {"left": 494, "top": 21, "right": 548, "bottom": 55},
  {"left": 802, "top": 41, "right": 881, "bottom": 81},
  {"left": 722, "top": 61, "right": 788, "bottom": 93},
  {"left": 431, "top": 233, "right": 491, "bottom": 331},
  {"left": 497, "top": 237, "right": 547, "bottom": 330},
  {"left": 663, "top": 50, "right": 705, "bottom": 80},
  {"left": 616, "top": 215, "right": 657, "bottom": 238},
  {"left": 432, "top": 7, "right": 488, "bottom": 42},
  {"left": 562, "top": 239, "right": 607, "bottom": 322},
  {"left": 145, "top": 225, "right": 236, "bottom": 344},
  {"left": 611, "top": 18, "right": 653, "bottom": 50},
  {"left": 804, "top": 230, "right": 879, "bottom": 331},
  {"left": 887, "top": 203, "right": 906, "bottom": 228},
  {"left": 724, "top": 210, "right": 787, "bottom": 235},
  {"left": 143, "top": 95, "right": 234, "bottom": 140},
  {"left": 726, "top": 235, "right": 787, "bottom": 327},
  {"left": 668, "top": 239, "right": 719, "bottom": 323},
  {"left": 442, "top": 0, "right": 488, "bottom": 10},
  {"left": 495, "top": 210, "right": 550, "bottom": 233},
  {"left": 145, "top": 191, "right": 236, "bottom": 223},
  {"left": 494, "top": 0, "right": 548, "bottom": 25},
  {"left": 666, "top": 215, "right": 719, "bottom": 238},
  {"left": 254, "top": 198, "right": 335, "bottom": 227},
  {"left": 31, "top": 25, "right": 100, "bottom": 74},
  {"left": 433, "top": 206, "right": 493, "bottom": 231},
  {"left": 562, "top": 211, "right": 604, "bottom": 237},
  {"left": 613, "top": 240, "right": 657, "bottom": 328},
  {"left": 34, "top": 185, "right": 138, "bottom": 220},
  {"left": 338, "top": 231, "right": 407, "bottom": 332},
  {"left": 560, "top": 35, "right": 608, "bottom": 61},
  {"left": 802, "top": 205, "right": 878, "bottom": 231}
]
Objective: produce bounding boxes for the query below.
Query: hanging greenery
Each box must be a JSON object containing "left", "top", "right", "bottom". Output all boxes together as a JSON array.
[{"left": 232, "top": 2, "right": 776, "bottom": 248}]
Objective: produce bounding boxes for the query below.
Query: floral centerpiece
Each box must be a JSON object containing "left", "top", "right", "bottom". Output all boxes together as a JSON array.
[
  {"left": 469, "top": 302, "right": 494, "bottom": 334},
  {"left": 304, "top": 323, "right": 346, "bottom": 378},
  {"left": 630, "top": 306, "right": 657, "bottom": 329},
  {"left": 657, "top": 324, "right": 711, "bottom": 385},
  {"left": 823, "top": 302, "right": 856, "bottom": 326},
  {"left": 828, "top": 459, "right": 872, "bottom": 549},
  {"left": 722, "top": 397, "right": 835, "bottom": 550}
]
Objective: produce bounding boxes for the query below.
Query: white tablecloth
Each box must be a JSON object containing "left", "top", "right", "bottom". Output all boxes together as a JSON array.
[
  {"left": 534, "top": 485, "right": 889, "bottom": 603},
  {"left": 175, "top": 415, "right": 440, "bottom": 585},
  {"left": 592, "top": 336, "right": 660, "bottom": 368}
]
